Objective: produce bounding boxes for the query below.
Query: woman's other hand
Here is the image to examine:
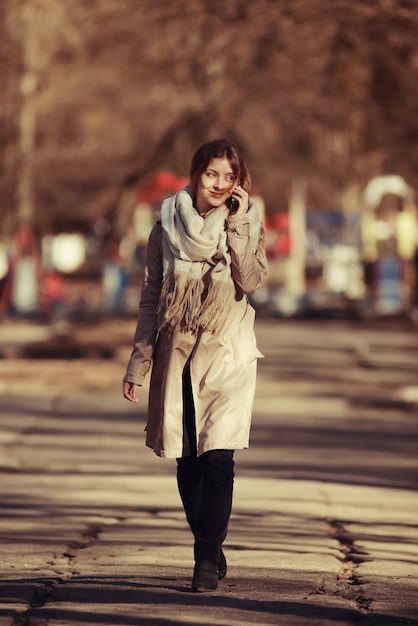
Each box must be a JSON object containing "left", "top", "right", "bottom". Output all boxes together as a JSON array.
[{"left": 123, "top": 381, "right": 139, "bottom": 403}]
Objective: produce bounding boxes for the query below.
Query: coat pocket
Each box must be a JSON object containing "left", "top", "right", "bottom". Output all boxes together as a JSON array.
[{"left": 219, "top": 301, "right": 264, "bottom": 365}]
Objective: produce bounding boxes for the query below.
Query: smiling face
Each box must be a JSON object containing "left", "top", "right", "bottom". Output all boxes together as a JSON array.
[{"left": 195, "top": 157, "right": 237, "bottom": 215}]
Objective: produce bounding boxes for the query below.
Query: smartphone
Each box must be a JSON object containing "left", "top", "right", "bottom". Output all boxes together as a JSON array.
[
  {"left": 227, "top": 185, "right": 240, "bottom": 213},
  {"left": 227, "top": 196, "right": 239, "bottom": 213}
]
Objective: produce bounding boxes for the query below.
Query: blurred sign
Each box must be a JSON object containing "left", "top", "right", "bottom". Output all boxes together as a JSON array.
[{"left": 374, "top": 255, "right": 404, "bottom": 315}]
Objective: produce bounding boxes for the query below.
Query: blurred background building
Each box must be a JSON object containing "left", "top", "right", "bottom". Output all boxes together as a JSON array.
[{"left": 0, "top": 0, "right": 417, "bottom": 319}]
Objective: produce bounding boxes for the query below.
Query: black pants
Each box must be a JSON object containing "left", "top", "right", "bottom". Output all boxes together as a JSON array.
[{"left": 177, "top": 362, "right": 235, "bottom": 564}]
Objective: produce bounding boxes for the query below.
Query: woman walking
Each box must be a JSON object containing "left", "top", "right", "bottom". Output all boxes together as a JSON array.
[{"left": 123, "top": 138, "right": 268, "bottom": 591}]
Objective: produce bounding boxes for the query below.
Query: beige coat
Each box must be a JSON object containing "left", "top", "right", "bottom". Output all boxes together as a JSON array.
[{"left": 124, "top": 212, "right": 268, "bottom": 458}]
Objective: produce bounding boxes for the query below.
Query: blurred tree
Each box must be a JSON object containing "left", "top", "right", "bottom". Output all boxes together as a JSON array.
[{"left": 0, "top": 0, "right": 417, "bottom": 235}]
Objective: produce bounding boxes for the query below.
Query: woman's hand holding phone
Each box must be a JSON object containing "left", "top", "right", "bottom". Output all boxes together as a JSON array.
[{"left": 228, "top": 185, "right": 248, "bottom": 214}]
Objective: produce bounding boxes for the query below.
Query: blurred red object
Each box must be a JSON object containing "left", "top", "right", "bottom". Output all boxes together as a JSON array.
[
  {"left": 137, "top": 171, "right": 189, "bottom": 204},
  {"left": 265, "top": 212, "right": 291, "bottom": 258}
]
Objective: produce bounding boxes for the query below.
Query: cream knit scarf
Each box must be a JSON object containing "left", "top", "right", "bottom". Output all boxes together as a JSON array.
[{"left": 157, "top": 184, "right": 261, "bottom": 335}]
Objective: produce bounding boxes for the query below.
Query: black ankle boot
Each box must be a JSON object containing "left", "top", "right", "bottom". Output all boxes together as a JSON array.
[
  {"left": 191, "top": 560, "right": 218, "bottom": 592},
  {"left": 218, "top": 549, "right": 227, "bottom": 580}
]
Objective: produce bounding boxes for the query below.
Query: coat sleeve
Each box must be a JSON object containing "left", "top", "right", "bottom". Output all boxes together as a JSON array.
[
  {"left": 123, "top": 222, "right": 163, "bottom": 385},
  {"left": 226, "top": 213, "right": 268, "bottom": 295}
]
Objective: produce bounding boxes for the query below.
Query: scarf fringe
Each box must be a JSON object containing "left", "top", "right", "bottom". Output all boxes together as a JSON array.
[
  {"left": 157, "top": 271, "right": 235, "bottom": 335},
  {"left": 158, "top": 272, "right": 203, "bottom": 334},
  {"left": 197, "top": 278, "right": 235, "bottom": 332}
]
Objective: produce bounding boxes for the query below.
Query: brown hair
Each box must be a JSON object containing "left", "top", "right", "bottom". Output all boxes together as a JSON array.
[{"left": 190, "top": 138, "right": 251, "bottom": 195}]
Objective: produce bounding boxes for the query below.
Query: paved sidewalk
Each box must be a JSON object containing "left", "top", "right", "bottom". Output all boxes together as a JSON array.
[{"left": 0, "top": 318, "right": 417, "bottom": 625}]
